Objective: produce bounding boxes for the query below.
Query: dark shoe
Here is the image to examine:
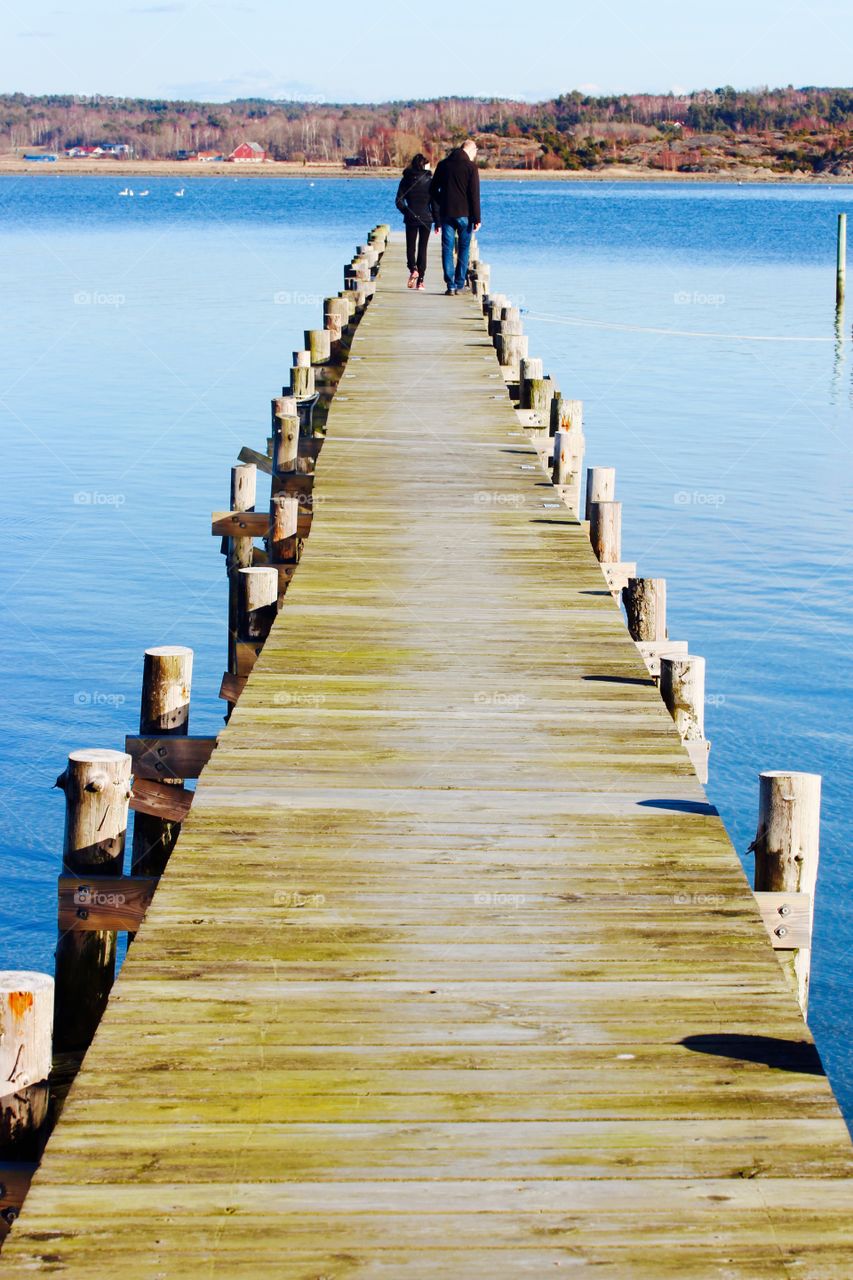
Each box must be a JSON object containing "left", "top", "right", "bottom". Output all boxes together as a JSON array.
[{"left": 445, "top": 287, "right": 456, "bottom": 296}]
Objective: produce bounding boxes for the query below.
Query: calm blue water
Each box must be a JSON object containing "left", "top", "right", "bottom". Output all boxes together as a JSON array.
[{"left": 1, "top": 177, "right": 851, "bottom": 1122}]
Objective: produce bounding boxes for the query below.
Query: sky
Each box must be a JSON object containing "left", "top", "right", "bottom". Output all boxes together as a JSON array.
[{"left": 3, "top": 0, "right": 853, "bottom": 103}]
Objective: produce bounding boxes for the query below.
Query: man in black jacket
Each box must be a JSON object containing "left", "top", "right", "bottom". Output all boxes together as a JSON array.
[{"left": 429, "top": 140, "right": 481, "bottom": 295}]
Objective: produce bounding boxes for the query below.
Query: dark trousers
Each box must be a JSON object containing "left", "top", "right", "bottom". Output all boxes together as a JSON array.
[{"left": 405, "top": 220, "right": 430, "bottom": 281}]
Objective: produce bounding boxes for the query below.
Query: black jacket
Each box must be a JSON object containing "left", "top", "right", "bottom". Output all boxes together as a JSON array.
[
  {"left": 395, "top": 167, "right": 437, "bottom": 229},
  {"left": 430, "top": 149, "right": 481, "bottom": 225}
]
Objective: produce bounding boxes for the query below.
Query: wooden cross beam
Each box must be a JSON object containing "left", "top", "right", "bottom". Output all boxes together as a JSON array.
[{"left": 58, "top": 877, "right": 159, "bottom": 931}]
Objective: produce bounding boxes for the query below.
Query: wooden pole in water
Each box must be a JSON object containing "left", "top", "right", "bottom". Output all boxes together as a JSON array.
[
  {"left": 53, "top": 749, "right": 132, "bottom": 1053},
  {"left": 752, "top": 771, "right": 821, "bottom": 1013},
  {"left": 837, "top": 213, "right": 846, "bottom": 308},
  {"left": 1, "top": 971, "right": 53, "bottom": 1165},
  {"left": 305, "top": 328, "right": 331, "bottom": 366},
  {"left": 585, "top": 466, "right": 615, "bottom": 521},
  {"left": 271, "top": 396, "right": 299, "bottom": 482},
  {"left": 519, "top": 357, "right": 543, "bottom": 409},
  {"left": 130, "top": 646, "right": 193, "bottom": 877},
  {"left": 226, "top": 463, "right": 257, "bottom": 676},
  {"left": 269, "top": 493, "right": 300, "bottom": 570},
  {"left": 237, "top": 566, "right": 279, "bottom": 642},
  {"left": 623, "top": 578, "right": 667, "bottom": 642},
  {"left": 290, "top": 351, "right": 315, "bottom": 401},
  {"left": 589, "top": 501, "right": 621, "bottom": 563},
  {"left": 660, "top": 655, "right": 705, "bottom": 739},
  {"left": 323, "top": 296, "right": 349, "bottom": 362}
]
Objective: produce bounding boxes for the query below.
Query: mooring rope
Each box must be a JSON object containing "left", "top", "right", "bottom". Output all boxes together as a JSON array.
[{"left": 524, "top": 311, "right": 844, "bottom": 343}]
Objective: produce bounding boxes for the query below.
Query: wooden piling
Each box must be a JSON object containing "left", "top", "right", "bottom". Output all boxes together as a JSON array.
[
  {"left": 837, "top": 213, "right": 846, "bottom": 308},
  {"left": 660, "top": 654, "right": 705, "bottom": 740},
  {"left": 525, "top": 377, "right": 553, "bottom": 417},
  {"left": 237, "top": 566, "right": 279, "bottom": 642},
  {"left": 226, "top": 462, "right": 257, "bottom": 676},
  {"left": 589, "top": 500, "right": 621, "bottom": 564},
  {"left": 484, "top": 294, "right": 507, "bottom": 332},
  {"left": 585, "top": 465, "right": 616, "bottom": 521},
  {"left": 290, "top": 351, "right": 315, "bottom": 401},
  {"left": 497, "top": 329, "right": 528, "bottom": 378},
  {"left": 752, "top": 771, "right": 821, "bottom": 1013},
  {"left": 305, "top": 328, "right": 331, "bottom": 366},
  {"left": 623, "top": 578, "right": 667, "bottom": 643},
  {"left": 1, "top": 972, "right": 53, "bottom": 1165},
  {"left": 269, "top": 493, "right": 300, "bottom": 571},
  {"left": 519, "top": 357, "right": 544, "bottom": 409},
  {"left": 271, "top": 396, "right": 299, "bottom": 480},
  {"left": 323, "top": 296, "right": 349, "bottom": 360},
  {"left": 53, "top": 749, "right": 132, "bottom": 1053},
  {"left": 130, "top": 647, "right": 192, "bottom": 877}
]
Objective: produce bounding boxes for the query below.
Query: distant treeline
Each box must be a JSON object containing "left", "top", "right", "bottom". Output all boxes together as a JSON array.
[{"left": 3, "top": 86, "right": 853, "bottom": 173}]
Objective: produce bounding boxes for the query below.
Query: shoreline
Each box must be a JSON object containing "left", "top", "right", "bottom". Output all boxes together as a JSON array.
[{"left": 1, "top": 158, "right": 851, "bottom": 184}]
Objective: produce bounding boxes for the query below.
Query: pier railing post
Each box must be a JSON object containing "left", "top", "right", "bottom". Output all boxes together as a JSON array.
[
  {"left": 519, "top": 357, "right": 543, "bottom": 409},
  {"left": 584, "top": 466, "right": 615, "bottom": 522},
  {"left": 305, "top": 328, "right": 331, "bottom": 366},
  {"left": 623, "top": 578, "right": 667, "bottom": 642},
  {"left": 551, "top": 400, "right": 584, "bottom": 514},
  {"left": 226, "top": 463, "right": 257, "bottom": 676},
  {"left": 272, "top": 396, "right": 299, "bottom": 481},
  {"left": 53, "top": 749, "right": 132, "bottom": 1053},
  {"left": 237, "top": 566, "right": 279, "bottom": 646},
  {"left": 130, "top": 647, "right": 193, "bottom": 877},
  {"left": 323, "top": 296, "right": 349, "bottom": 363},
  {"left": 837, "top": 213, "right": 846, "bottom": 308},
  {"left": 751, "top": 771, "right": 821, "bottom": 1013},
  {"left": 589, "top": 500, "right": 621, "bottom": 564},
  {"left": 1, "top": 971, "right": 53, "bottom": 1173},
  {"left": 290, "top": 350, "right": 315, "bottom": 401},
  {"left": 660, "top": 655, "right": 709, "bottom": 784}
]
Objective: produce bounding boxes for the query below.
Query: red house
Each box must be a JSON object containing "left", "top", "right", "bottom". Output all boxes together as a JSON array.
[{"left": 229, "top": 142, "right": 266, "bottom": 162}]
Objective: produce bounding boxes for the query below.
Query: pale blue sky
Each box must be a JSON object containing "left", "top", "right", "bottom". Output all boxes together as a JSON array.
[{"left": 4, "top": 0, "right": 853, "bottom": 102}]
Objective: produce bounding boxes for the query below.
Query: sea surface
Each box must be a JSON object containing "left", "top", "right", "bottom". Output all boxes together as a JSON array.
[{"left": 1, "top": 175, "right": 851, "bottom": 1122}]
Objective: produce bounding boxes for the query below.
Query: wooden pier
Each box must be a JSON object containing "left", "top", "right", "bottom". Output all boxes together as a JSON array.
[{"left": 2, "top": 234, "right": 852, "bottom": 1276}]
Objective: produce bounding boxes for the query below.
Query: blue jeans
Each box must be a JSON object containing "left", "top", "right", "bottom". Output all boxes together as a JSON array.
[{"left": 441, "top": 217, "right": 473, "bottom": 290}]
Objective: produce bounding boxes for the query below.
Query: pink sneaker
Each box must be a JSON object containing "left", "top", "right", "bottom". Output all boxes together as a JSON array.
[
  {"left": 407, "top": 270, "right": 418, "bottom": 289},
  {"left": 416, "top": 280, "right": 426, "bottom": 290}
]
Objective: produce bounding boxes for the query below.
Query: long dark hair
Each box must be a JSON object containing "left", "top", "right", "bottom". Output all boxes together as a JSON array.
[{"left": 409, "top": 153, "right": 428, "bottom": 172}]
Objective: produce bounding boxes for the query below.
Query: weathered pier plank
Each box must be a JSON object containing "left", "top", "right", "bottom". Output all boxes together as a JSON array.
[{"left": 2, "top": 238, "right": 851, "bottom": 1276}]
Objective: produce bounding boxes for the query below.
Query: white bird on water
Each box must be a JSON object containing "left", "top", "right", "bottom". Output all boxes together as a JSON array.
[
  {"left": 138, "top": 190, "right": 150, "bottom": 197},
  {"left": 174, "top": 188, "right": 185, "bottom": 197},
  {"left": 119, "top": 188, "right": 133, "bottom": 196}
]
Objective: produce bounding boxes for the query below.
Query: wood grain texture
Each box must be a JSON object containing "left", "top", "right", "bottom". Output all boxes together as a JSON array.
[{"left": 3, "top": 237, "right": 851, "bottom": 1277}]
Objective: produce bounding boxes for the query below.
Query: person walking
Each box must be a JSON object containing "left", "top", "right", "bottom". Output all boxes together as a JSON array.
[
  {"left": 395, "top": 153, "right": 436, "bottom": 291},
  {"left": 429, "top": 140, "right": 481, "bottom": 296}
]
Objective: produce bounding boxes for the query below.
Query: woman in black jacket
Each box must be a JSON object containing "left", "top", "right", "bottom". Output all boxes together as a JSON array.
[{"left": 395, "top": 153, "right": 436, "bottom": 290}]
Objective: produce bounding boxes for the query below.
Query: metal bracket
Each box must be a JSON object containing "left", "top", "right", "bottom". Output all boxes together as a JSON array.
[{"left": 754, "top": 891, "right": 812, "bottom": 950}]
